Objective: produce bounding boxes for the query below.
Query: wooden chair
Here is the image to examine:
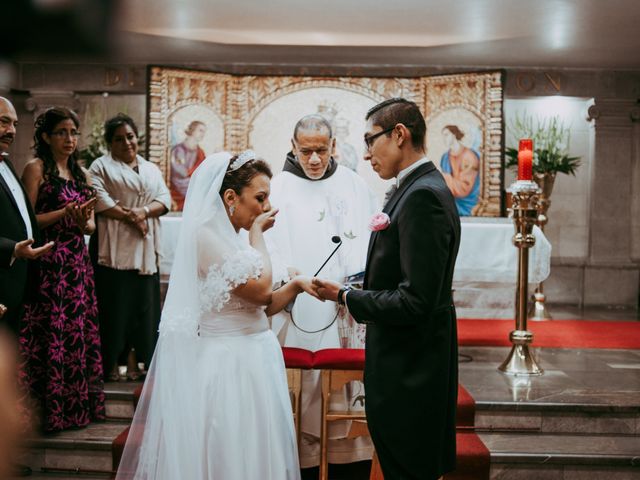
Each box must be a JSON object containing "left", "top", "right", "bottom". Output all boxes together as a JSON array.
[
  {"left": 314, "top": 348, "right": 369, "bottom": 480},
  {"left": 281, "top": 347, "right": 314, "bottom": 447}
]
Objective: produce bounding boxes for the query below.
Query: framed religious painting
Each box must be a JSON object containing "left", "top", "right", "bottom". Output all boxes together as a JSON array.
[
  {"left": 422, "top": 72, "right": 504, "bottom": 216},
  {"left": 147, "top": 67, "right": 504, "bottom": 216}
]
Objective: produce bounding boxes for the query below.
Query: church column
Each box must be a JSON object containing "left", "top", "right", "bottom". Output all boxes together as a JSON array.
[{"left": 584, "top": 99, "right": 640, "bottom": 306}]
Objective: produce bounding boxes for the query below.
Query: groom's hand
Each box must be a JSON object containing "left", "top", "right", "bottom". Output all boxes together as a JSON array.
[{"left": 312, "top": 278, "right": 344, "bottom": 303}]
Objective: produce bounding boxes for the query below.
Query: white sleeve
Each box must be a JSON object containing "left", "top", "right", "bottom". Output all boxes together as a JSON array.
[{"left": 199, "top": 247, "right": 264, "bottom": 312}]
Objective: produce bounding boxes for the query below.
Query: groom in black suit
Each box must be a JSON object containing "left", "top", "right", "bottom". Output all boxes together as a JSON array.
[{"left": 314, "top": 98, "right": 460, "bottom": 479}]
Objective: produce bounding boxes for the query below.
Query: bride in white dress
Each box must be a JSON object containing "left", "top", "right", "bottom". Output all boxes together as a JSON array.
[{"left": 116, "top": 151, "right": 316, "bottom": 479}]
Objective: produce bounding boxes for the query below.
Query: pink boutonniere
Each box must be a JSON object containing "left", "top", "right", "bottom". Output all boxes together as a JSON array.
[{"left": 369, "top": 212, "right": 391, "bottom": 232}]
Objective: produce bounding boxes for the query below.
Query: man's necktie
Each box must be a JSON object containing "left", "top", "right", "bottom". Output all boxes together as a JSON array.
[{"left": 383, "top": 183, "right": 398, "bottom": 208}]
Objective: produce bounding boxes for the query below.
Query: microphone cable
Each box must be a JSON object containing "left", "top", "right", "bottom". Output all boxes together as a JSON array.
[{"left": 281, "top": 235, "right": 343, "bottom": 334}]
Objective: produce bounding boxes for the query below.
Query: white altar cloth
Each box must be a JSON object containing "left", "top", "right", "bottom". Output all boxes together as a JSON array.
[
  {"left": 454, "top": 217, "right": 551, "bottom": 284},
  {"left": 157, "top": 215, "right": 551, "bottom": 284}
]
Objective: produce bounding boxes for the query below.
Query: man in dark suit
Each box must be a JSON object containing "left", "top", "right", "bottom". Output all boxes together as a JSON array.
[
  {"left": 314, "top": 98, "right": 461, "bottom": 479},
  {"left": 0, "top": 96, "right": 53, "bottom": 478}
]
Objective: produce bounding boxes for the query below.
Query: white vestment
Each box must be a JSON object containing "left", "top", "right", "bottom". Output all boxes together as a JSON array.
[{"left": 267, "top": 164, "right": 379, "bottom": 467}]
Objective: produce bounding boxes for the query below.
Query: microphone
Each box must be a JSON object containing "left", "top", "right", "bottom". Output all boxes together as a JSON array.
[{"left": 313, "top": 236, "right": 342, "bottom": 277}]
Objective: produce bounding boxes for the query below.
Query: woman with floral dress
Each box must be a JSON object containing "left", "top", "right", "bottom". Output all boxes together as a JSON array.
[{"left": 19, "top": 107, "right": 105, "bottom": 432}]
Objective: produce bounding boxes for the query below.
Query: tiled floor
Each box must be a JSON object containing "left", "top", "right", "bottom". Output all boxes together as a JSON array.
[{"left": 460, "top": 346, "right": 640, "bottom": 409}]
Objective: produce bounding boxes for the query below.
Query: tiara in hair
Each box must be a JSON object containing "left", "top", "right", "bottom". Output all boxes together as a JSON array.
[{"left": 229, "top": 149, "right": 256, "bottom": 171}]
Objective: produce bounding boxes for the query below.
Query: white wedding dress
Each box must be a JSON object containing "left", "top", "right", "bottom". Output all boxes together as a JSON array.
[{"left": 116, "top": 152, "right": 300, "bottom": 480}]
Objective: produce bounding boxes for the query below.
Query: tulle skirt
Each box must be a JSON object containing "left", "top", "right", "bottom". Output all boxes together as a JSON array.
[{"left": 116, "top": 329, "right": 300, "bottom": 480}]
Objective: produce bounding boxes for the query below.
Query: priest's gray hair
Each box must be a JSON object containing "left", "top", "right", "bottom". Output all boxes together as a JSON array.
[{"left": 293, "top": 114, "right": 333, "bottom": 141}]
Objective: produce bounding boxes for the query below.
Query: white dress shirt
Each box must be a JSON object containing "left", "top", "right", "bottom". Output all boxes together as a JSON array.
[{"left": 396, "top": 156, "right": 430, "bottom": 187}]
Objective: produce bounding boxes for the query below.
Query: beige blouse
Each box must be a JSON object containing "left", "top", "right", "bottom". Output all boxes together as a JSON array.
[{"left": 89, "top": 153, "right": 171, "bottom": 275}]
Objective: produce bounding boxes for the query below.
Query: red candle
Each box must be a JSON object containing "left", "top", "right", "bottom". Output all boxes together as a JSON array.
[
  {"left": 517, "top": 139, "right": 533, "bottom": 181},
  {"left": 519, "top": 139, "right": 533, "bottom": 152}
]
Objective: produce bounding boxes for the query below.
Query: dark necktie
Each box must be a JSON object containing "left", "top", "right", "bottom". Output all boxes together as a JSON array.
[{"left": 383, "top": 183, "right": 398, "bottom": 208}]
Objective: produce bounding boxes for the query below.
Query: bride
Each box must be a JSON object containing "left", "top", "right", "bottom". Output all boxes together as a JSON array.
[{"left": 116, "top": 151, "right": 316, "bottom": 479}]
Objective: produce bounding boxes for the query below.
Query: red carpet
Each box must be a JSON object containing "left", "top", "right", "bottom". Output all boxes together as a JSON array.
[
  {"left": 458, "top": 319, "right": 640, "bottom": 349},
  {"left": 456, "top": 384, "right": 476, "bottom": 428},
  {"left": 444, "top": 432, "right": 491, "bottom": 480},
  {"left": 112, "top": 427, "right": 129, "bottom": 472}
]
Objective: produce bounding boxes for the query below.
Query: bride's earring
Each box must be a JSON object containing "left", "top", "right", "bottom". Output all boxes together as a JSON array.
[{"left": 229, "top": 204, "right": 235, "bottom": 217}]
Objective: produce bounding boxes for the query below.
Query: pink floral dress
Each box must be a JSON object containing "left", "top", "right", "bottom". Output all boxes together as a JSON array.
[{"left": 19, "top": 176, "right": 105, "bottom": 432}]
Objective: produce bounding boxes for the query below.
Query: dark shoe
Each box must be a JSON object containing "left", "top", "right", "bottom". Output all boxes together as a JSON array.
[{"left": 11, "top": 463, "right": 32, "bottom": 477}]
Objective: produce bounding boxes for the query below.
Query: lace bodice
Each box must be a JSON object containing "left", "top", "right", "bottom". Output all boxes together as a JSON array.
[{"left": 198, "top": 247, "right": 269, "bottom": 336}]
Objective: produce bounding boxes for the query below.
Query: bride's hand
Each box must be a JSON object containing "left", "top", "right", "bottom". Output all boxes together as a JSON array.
[
  {"left": 294, "top": 275, "right": 323, "bottom": 301},
  {"left": 250, "top": 208, "right": 279, "bottom": 234}
]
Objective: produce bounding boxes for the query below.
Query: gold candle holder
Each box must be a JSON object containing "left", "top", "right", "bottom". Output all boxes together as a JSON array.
[{"left": 499, "top": 180, "right": 544, "bottom": 376}]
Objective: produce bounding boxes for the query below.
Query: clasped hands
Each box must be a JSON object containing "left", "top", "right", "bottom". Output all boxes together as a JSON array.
[
  {"left": 292, "top": 277, "right": 345, "bottom": 304},
  {"left": 64, "top": 197, "right": 97, "bottom": 234},
  {"left": 123, "top": 206, "right": 149, "bottom": 236}
]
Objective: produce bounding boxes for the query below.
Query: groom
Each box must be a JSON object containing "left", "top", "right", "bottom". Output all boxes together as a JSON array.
[{"left": 314, "top": 98, "right": 460, "bottom": 480}]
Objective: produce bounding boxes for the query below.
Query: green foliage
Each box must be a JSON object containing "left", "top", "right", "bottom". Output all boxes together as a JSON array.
[
  {"left": 77, "top": 120, "right": 107, "bottom": 168},
  {"left": 505, "top": 112, "right": 581, "bottom": 176}
]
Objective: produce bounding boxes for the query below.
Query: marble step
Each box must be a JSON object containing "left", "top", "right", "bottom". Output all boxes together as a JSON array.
[
  {"left": 104, "top": 381, "right": 143, "bottom": 420},
  {"left": 20, "top": 421, "right": 128, "bottom": 475},
  {"left": 480, "top": 431, "right": 640, "bottom": 479},
  {"left": 19, "top": 426, "right": 640, "bottom": 479},
  {"left": 12, "top": 474, "right": 110, "bottom": 480},
  {"left": 474, "top": 399, "right": 640, "bottom": 436},
  {"left": 460, "top": 346, "right": 640, "bottom": 436}
]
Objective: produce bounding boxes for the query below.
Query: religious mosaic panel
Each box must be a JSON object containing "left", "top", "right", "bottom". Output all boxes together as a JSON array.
[{"left": 148, "top": 67, "right": 504, "bottom": 216}]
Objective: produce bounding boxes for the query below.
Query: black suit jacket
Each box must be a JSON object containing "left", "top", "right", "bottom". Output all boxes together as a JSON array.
[
  {"left": 0, "top": 157, "right": 39, "bottom": 331},
  {"left": 347, "top": 161, "right": 461, "bottom": 479}
]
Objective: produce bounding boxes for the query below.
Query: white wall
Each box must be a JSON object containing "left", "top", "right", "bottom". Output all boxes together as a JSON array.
[{"left": 503, "top": 97, "right": 594, "bottom": 260}]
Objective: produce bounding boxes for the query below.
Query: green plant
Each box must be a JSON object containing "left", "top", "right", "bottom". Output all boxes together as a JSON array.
[
  {"left": 77, "top": 120, "right": 107, "bottom": 168},
  {"left": 505, "top": 112, "right": 581, "bottom": 176}
]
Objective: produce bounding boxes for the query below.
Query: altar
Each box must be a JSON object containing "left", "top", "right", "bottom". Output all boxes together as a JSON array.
[
  {"left": 455, "top": 217, "right": 550, "bottom": 284},
  {"left": 157, "top": 215, "right": 551, "bottom": 285}
]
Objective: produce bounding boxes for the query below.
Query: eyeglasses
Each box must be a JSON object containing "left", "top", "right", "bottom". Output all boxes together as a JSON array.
[
  {"left": 364, "top": 126, "right": 396, "bottom": 151},
  {"left": 50, "top": 129, "right": 81, "bottom": 139},
  {"left": 364, "top": 124, "right": 413, "bottom": 151}
]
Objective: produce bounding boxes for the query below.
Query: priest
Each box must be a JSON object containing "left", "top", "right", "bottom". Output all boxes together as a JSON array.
[{"left": 267, "top": 114, "right": 378, "bottom": 468}]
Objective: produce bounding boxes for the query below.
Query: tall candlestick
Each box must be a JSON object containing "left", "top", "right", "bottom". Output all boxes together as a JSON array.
[
  {"left": 499, "top": 180, "right": 544, "bottom": 376},
  {"left": 517, "top": 139, "right": 533, "bottom": 181}
]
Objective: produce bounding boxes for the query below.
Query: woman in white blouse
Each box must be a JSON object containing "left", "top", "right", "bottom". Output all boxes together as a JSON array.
[{"left": 89, "top": 114, "right": 170, "bottom": 382}]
